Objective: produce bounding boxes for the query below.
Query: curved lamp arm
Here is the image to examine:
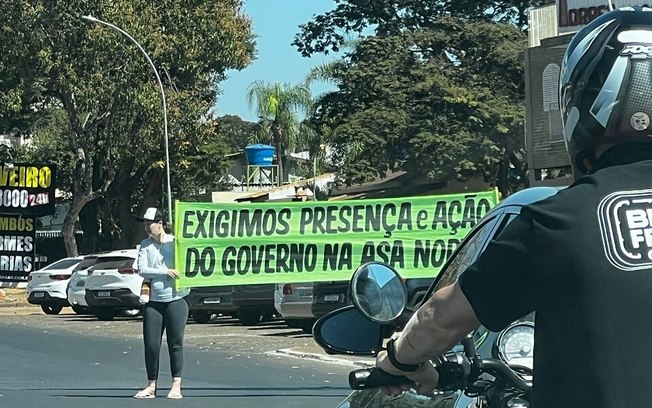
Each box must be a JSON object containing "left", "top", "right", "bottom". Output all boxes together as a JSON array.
[{"left": 82, "top": 15, "right": 173, "bottom": 225}]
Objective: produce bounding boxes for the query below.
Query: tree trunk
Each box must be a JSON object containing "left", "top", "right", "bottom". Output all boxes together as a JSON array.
[
  {"left": 495, "top": 157, "right": 511, "bottom": 199},
  {"left": 272, "top": 125, "right": 284, "bottom": 184},
  {"left": 62, "top": 197, "right": 88, "bottom": 257},
  {"left": 142, "top": 170, "right": 163, "bottom": 212},
  {"left": 62, "top": 216, "right": 78, "bottom": 257},
  {"left": 58, "top": 89, "right": 114, "bottom": 257},
  {"left": 79, "top": 200, "right": 99, "bottom": 254},
  {"left": 119, "top": 168, "right": 163, "bottom": 247},
  {"left": 116, "top": 188, "right": 134, "bottom": 249}
]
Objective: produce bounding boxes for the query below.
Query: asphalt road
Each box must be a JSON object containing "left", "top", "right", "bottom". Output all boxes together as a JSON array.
[{"left": 0, "top": 307, "right": 374, "bottom": 408}]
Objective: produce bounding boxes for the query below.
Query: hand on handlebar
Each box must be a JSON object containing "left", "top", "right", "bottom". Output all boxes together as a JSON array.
[{"left": 376, "top": 350, "right": 440, "bottom": 396}]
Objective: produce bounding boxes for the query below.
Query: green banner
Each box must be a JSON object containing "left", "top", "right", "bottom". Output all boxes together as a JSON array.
[{"left": 175, "top": 189, "right": 499, "bottom": 287}]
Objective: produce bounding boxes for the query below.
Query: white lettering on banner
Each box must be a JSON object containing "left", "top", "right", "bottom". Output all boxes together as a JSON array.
[
  {"left": 0, "top": 190, "right": 51, "bottom": 209},
  {"left": 0, "top": 190, "right": 29, "bottom": 208},
  {"left": 0, "top": 236, "right": 34, "bottom": 252},
  {"left": 0, "top": 256, "right": 33, "bottom": 272},
  {"left": 557, "top": 0, "right": 652, "bottom": 32}
]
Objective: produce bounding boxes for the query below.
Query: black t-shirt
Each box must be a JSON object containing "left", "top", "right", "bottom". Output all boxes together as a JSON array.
[{"left": 459, "top": 144, "right": 652, "bottom": 408}]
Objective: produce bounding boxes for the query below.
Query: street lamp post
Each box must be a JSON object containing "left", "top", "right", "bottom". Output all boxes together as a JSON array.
[
  {"left": 313, "top": 144, "right": 326, "bottom": 201},
  {"left": 82, "top": 15, "right": 173, "bottom": 225}
]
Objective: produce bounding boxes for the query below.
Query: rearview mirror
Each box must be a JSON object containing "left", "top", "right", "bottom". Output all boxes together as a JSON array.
[
  {"left": 313, "top": 306, "right": 384, "bottom": 356},
  {"left": 350, "top": 262, "right": 407, "bottom": 323}
]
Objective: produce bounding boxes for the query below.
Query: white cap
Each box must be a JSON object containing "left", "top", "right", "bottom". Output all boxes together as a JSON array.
[{"left": 135, "top": 207, "right": 162, "bottom": 222}]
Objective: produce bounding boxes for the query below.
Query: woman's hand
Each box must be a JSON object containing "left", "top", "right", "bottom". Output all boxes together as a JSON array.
[{"left": 167, "top": 269, "right": 180, "bottom": 279}]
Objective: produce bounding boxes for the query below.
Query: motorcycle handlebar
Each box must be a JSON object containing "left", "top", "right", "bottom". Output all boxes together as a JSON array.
[
  {"left": 348, "top": 360, "right": 464, "bottom": 391},
  {"left": 481, "top": 360, "right": 532, "bottom": 392},
  {"left": 348, "top": 358, "right": 531, "bottom": 393},
  {"left": 348, "top": 368, "right": 410, "bottom": 390}
]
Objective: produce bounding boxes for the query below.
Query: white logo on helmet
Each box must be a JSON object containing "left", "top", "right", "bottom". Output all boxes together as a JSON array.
[
  {"left": 631, "top": 112, "right": 650, "bottom": 130},
  {"left": 620, "top": 44, "right": 652, "bottom": 59}
]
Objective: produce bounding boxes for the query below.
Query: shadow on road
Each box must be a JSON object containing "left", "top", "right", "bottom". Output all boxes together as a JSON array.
[{"left": 44, "top": 385, "right": 351, "bottom": 398}]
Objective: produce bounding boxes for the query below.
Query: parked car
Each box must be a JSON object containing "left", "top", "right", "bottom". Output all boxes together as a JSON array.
[
  {"left": 186, "top": 285, "right": 236, "bottom": 324},
  {"left": 66, "top": 253, "right": 105, "bottom": 314},
  {"left": 311, "top": 278, "right": 434, "bottom": 321},
  {"left": 312, "top": 280, "right": 349, "bottom": 320},
  {"left": 232, "top": 283, "right": 277, "bottom": 325},
  {"left": 314, "top": 186, "right": 561, "bottom": 408},
  {"left": 274, "top": 282, "right": 316, "bottom": 333},
  {"left": 84, "top": 249, "right": 142, "bottom": 321},
  {"left": 26, "top": 256, "right": 83, "bottom": 314}
]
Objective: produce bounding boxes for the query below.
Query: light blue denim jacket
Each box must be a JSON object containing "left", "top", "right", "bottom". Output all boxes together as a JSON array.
[{"left": 137, "top": 234, "right": 189, "bottom": 302}]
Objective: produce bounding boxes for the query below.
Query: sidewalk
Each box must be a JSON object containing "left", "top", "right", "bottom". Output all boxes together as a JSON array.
[
  {"left": 0, "top": 288, "right": 32, "bottom": 308},
  {"left": 0, "top": 288, "right": 38, "bottom": 315},
  {"left": 272, "top": 347, "right": 374, "bottom": 368}
]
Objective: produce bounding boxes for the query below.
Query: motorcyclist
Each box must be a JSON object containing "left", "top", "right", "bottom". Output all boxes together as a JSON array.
[{"left": 375, "top": 7, "right": 652, "bottom": 407}]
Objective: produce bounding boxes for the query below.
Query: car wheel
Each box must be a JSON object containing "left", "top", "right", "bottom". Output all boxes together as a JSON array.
[
  {"left": 71, "top": 305, "right": 90, "bottom": 315},
  {"left": 121, "top": 309, "right": 141, "bottom": 317},
  {"left": 237, "top": 309, "right": 263, "bottom": 326},
  {"left": 41, "top": 304, "right": 64, "bottom": 315},
  {"left": 192, "top": 311, "right": 212, "bottom": 324},
  {"left": 285, "top": 319, "right": 300, "bottom": 328},
  {"left": 300, "top": 320, "right": 316, "bottom": 334},
  {"left": 94, "top": 308, "right": 116, "bottom": 321}
]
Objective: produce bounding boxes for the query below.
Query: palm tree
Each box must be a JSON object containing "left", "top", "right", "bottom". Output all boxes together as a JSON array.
[
  {"left": 245, "top": 81, "right": 312, "bottom": 182},
  {"left": 305, "top": 60, "right": 346, "bottom": 86}
]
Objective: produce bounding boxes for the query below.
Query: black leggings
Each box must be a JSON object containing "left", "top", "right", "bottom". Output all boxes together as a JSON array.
[{"left": 142, "top": 298, "right": 188, "bottom": 380}]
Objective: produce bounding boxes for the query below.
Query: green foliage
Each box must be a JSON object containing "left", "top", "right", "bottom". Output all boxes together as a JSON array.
[
  {"left": 0, "top": 0, "right": 255, "bottom": 254},
  {"left": 293, "top": 0, "right": 548, "bottom": 57},
  {"left": 214, "top": 114, "right": 260, "bottom": 153},
  {"left": 307, "top": 17, "right": 526, "bottom": 188},
  {"left": 245, "top": 81, "right": 313, "bottom": 181},
  {"left": 13, "top": 108, "right": 77, "bottom": 191}
]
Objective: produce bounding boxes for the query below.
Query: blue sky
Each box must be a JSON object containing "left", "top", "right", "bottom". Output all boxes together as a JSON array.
[{"left": 216, "top": 0, "right": 340, "bottom": 122}]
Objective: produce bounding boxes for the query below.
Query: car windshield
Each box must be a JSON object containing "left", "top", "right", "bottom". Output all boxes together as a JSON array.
[
  {"left": 73, "top": 257, "right": 99, "bottom": 271},
  {"left": 92, "top": 256, "right": 135, "bottom": 270},
  {"left": 430, "top": 213, "right": 516, "bottom": 294},
  {"left": 39, "top": 258, "right": 82, "bottom": 271}
]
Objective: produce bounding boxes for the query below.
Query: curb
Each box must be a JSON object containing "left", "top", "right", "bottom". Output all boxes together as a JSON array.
[
  {"left": 271, "top": 348, "right": 374, "bottom": 368},
  {"left": 0, "top": 302, "right": 35, "bottom": 308}
]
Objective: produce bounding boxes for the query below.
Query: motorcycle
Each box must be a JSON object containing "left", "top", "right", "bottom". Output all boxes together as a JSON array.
[
  {"left": 310, "top": 186, "right": 561, "bottom": 408},
  {"left": 313, "top": 262, "right": 533, "bottom": 408}
]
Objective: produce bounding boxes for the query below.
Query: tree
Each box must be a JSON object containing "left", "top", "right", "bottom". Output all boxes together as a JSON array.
[
  {"left": 293, "top": 0, "right": 548, "bottom": 57},
  {"left": 245, "top": 81, "right": 312, "bottom": 182},
  {"left": 306, "top": 18, "right": 527, "bottom": 195},
  {"left": 0, "top": 0, "right": 254, "bottom": 255},
  {"left": 214, "top": 115, "right": 260, "bottom": 153},
  {"left": 297, "top": 0, "right": 541, "bottom": 195}
]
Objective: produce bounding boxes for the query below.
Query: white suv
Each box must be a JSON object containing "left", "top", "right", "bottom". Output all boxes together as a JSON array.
[
  {"left": 66, "top": 253, "right": 105, "bottom": 314},
  {"left": 84, "top": 249, "right": 142, "bottom": 321},
  {"left": 26, "top": 256, "right": 83, "bottom": 314}
]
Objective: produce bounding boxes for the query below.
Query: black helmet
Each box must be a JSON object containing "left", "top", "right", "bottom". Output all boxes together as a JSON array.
[{"left": 560, "top": 7, "right": 652, "bottom": 173}]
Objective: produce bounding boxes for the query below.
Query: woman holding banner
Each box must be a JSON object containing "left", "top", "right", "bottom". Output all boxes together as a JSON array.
[{"left": 134, "top": 207, "right": 189, "bottom": 400}]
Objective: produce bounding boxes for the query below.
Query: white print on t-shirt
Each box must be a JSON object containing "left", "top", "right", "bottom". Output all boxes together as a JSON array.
[{"left": 598, "top": 189, "right": 652, "bottom": 271}]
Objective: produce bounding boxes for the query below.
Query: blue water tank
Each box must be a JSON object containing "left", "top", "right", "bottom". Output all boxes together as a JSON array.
[{"left": 244, "top": 144, "right": 275, "bottom": 166}]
